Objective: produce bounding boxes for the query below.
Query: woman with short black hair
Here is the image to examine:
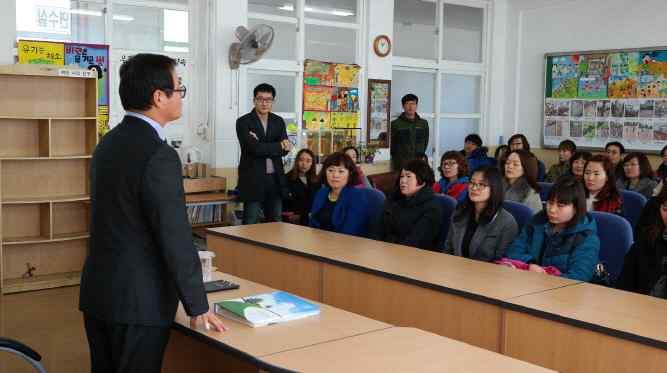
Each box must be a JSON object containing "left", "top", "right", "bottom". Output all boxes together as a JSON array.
[
  {"left": 370, "top": 160, "right": 443, "bottom": 251},
  {"left": 444, "top": 166, "right": 518, "bottom": 261}
]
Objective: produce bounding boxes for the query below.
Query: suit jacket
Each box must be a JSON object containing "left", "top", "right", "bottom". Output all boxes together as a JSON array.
[
  {"left": 309, "top": 186, "right": 370, "bottom": 237},
  {"left": 444, "top": 207, "right": 518, "bottom": 262},
  {"left": 79, "top": 115, "right": 208, "bottom": 327},
  {"left": 236, "top": 110, "right": 289, "bottom": 202}
]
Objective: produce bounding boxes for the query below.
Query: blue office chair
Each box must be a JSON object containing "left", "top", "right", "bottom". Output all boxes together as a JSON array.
[
  {"left": 433, "top": 194, "right": 457, "bottom": 250},
  {"left": 502, "top": 201, "right": 535, "bottom": 231},
  {"left": 591, "top": 211, "right": 634, "bottom": 285},
  {"left": 538, "top": 182, "right": 553, "bottom": 202},
  {"left": 620, "top": 190, "right": 647, "bottom": 228},
  {"left": 0, "top": 337, "right": 45, "bottom": 372}
]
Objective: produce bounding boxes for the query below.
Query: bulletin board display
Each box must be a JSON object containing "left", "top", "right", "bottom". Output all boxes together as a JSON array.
[
  {"left": 18, "top": 39, "right": 110, "bottom": 137},
  {"left": 303, "top": 59, "right": 361, "bottom": 156},
  {"left": 543, "top": 47, "right": 667, "bottom": 151}
]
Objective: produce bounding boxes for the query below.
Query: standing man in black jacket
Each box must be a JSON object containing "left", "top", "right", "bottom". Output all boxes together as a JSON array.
[
  {"left": 79, "top": 53, "right": 225, "bottom": 373},
  {"left": 236, "top": 83, "right": 292, "bottom": 224}
]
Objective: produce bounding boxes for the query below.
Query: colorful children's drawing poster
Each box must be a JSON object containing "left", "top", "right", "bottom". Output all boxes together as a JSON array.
[
  {"left": 303, "top": 111, "right": 331, "bottom": 131},
  {"left": 331, "top": 88, "right": 359, "bottom": 112},
  {"left": 304, "top": 60, "right": 334, "bottom": 86},
  {"left": 551, "top": 55, "right": 579, "bottom": 98},
  {"left": 331, "top": 112, "right": 358, "bottom": 129},
  {"left": 638, "top": 50, "right": 667, "bottom": 98},
  {"left": 334, "top": 64, "right": 361, "bottom": 87},
  {"left": 17, "top": 39, "right": 65, "bottom": 65},
  {"left": 607, "top": 52, "right": 639, "bottom": 98},
  {"left": 65, "top": 43, "right": 110, "bottom": 137},
  {"left": 303, "top": 86, "right": 332, "bottom": 111},
  {"left": 578, "top": 54, "right": 607, "bottom": 98}
]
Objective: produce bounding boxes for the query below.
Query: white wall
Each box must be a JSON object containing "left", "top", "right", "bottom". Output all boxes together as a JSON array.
[
  {"left": 506, "top": 0, "right": 667, "bottom": 148},
  {"left": 0, "top": 0, "right": 16, "bottom": 64}
]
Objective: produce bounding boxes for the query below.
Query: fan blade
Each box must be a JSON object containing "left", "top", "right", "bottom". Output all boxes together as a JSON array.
[{"left": 228, "top": 42, "right": 242, "bottom": 69}]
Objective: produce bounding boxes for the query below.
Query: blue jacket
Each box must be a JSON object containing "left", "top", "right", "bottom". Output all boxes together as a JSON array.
[
  {"left": 309, "top": 186, "right": 371, "bottom": 237},
  {"left": 435, "top": 176, "right": 469, "bottom": 203},
  {"left": 506, "top": 212, "right": 600, "bottom": 281},
  {"left": 466, "top": 147, "right": 495, "bottom": 174}
]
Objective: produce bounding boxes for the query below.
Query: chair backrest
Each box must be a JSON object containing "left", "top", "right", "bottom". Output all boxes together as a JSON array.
[
  {"left": 366, "top": 171, "right": 398, "bottom": 198},
  {"left": 502, "top": 200, "right": 535, "bottom": 231},
  {"left": 364, "top": 187, "right": 386, "bottom": 223},
  {"left": 590, "top": 211, "right": 634, "bottom": 284},
  {"left": 538, "top": 182, "right": 553, "bottom": 202},
  {"left": 620, "top": 190, "right": 647, "bottom": 228},
  {"left": 433, "top": 194, "right": 458, "bottom": 249}
]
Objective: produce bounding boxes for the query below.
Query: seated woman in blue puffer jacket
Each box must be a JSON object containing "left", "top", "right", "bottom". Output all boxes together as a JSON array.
[{"left": 505, "top": 176, "right": 600, "bottom": 281}]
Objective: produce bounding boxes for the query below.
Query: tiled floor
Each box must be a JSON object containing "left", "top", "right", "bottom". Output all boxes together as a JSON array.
[{"left": 0, "top": 286, "right": 89, "bottom": 373}]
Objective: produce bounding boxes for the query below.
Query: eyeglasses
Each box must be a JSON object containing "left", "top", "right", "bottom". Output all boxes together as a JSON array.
[
  {"left": 469, "top": 182, "right": 489, "bottom": 190},
  {"left": 164, "top": 85, "right": 187, "bottom": 99},
  {"left": 255, "top": 97, "right": 274, "bottom": 104},
  {"left": 442, "top": 161, "right": 458, "bottom": 168}
]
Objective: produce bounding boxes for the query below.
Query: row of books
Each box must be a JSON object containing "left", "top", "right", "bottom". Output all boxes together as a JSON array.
[{"left": 187, "top": 204, "right": 224, "bottom": 225}]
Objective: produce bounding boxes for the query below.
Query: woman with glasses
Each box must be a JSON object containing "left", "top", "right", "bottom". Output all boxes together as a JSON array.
[
  {"left": 444, "top": 166, "right": 518, "bottom": 261},
  {"left": 433, "top": 151, "right": 469, "bottom": 203},
  {"left": 503, "top": 149, "right": 543, "bottom": 213},
  {"left": 583, "top": 154, "right": 623, "bottom": 214},
  {"left": 616, "top": 152, "right": 657, "bottom": 199},
  {"left": 618, "top": 186, "right": 667, "bottom": 298},
  {"left": 370, "top": 159, "right": 443, "bottom": 252}
]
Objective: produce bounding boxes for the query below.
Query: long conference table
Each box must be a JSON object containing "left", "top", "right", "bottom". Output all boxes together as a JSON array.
[
  {"left": 163, "top": 272, "right": 554, "bottom": 372},
  {"left": 206, "top": 222, "right": 667, "bottom": 373}
]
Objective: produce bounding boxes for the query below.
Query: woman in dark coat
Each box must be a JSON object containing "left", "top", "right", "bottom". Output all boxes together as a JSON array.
[
  {"left": 370, "top": 159, "right": 443, "bottom": 252},
  {"left": 617, "top": 187, "right": 667, "bottom": 298},
  {"left": 283, "top": 148, "right": 320, "bottom": 225}
]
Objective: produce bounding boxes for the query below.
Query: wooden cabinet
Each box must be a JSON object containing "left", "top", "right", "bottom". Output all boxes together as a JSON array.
[{"left": 0, "top": 64, "right": 97, "bottom": 294}]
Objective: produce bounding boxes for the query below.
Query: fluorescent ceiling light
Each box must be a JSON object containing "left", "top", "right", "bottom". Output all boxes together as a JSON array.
[
  {"left": 164, "top": 45, "right": 189, "bottom": 53},
  {"left": 70, "top": 9, "right": 103, "bottom": 17},
  {"left": 278, "top": 3, "right": 353, "bottom": 17},
  {"left": 112, "top": 15, "right": 134, "bottom": 22},
  {"left": 69, "top": 8, "right": 134, "bottom": 21}
]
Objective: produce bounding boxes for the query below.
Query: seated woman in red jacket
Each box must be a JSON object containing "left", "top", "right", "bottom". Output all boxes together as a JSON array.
[
  {"left": 433, "top": 151, "right": 469, "bottom": 203},
  {"left": 583, "top": 154, "right": 622, "bottom": 214}
]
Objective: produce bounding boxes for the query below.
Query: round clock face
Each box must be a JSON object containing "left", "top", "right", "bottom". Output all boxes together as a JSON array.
[{"left": 374, "top": 35, "right": 391, "bottom": 57}]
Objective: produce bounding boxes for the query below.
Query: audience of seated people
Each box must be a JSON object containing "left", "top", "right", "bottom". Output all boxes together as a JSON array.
[
  {"left": 615, "top": 152, "right": 657, "bottom": 199},
  {"left": 463, "top": 134, "right": 495, "bottom": 173},
  {"left": 310, "top": 152, "right": 370, "bottom": 236},
  {"left": 433, "top": 151, "right": 469, "bottom": 203},
  {"left": 503, "top": 149, "right": 543, "bottom": 213},
  {"left": 283, "top": 148, "right": 321, "bottom": 226},
  {"left": 267, "top": 130, "right": 667, "bottom": 290},
  {"left": 370, "top": 160, "right": 443, "bottom": 252},
  {"left": 504, "top": 176, "right": 600, "bottom": 281},
  {"left": 583, "top": 154, "right": 623, "bottom": 214},
  {"left": 545, "top": 140, "right": 576, "bottom": 182},
  {"left": 508, "top": 134, "right": 546, "bottom": 181},
  {"left": 444, "top": 166, "right": 518, "bottom": 262},
  {"left": 569, "top": 151, "right": 592, "bottom": 181},
  {"left": 342, "top": 146, "right": 372, "bottom": 187},
  {"left": 618, "top": 186, "right": 667, "bottom": 298},
  {"left": 605, "top": 141, "right": 625, "bottom": 181}
]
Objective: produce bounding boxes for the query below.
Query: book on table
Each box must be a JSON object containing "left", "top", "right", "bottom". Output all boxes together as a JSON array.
[{"left": 214, "top": 291, "right": 320, "bottom": 327}]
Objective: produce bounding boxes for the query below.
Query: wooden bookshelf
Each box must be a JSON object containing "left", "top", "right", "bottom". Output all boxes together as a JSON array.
[
  {"left": 183, "top": 177, "right": 235, "bottom": 232},
  {"left": 0, "top": 64, "right": 97, "bottom": 294}
]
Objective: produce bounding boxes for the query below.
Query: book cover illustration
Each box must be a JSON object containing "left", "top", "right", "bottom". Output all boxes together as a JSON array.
[{"left": 214, "top": 291, "right": 320, "bottom": 327}]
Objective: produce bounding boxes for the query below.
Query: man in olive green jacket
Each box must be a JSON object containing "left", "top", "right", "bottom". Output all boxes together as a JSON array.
[{"left": 390, "top": 94, "right": 429, "bottom": 171}]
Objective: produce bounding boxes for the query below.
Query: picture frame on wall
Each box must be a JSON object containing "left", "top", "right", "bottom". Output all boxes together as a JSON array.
[{"left": 367, "top": 79, "right": 391, "bottom": 148}]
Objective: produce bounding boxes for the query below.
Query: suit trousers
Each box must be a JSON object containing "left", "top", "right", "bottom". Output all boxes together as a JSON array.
[{"left": 84, "top": 314, "right": 171, "bottom": 373}]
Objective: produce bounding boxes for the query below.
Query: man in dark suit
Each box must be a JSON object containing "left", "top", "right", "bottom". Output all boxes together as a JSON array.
[
  {"left": 79, "top": 53, "right": 225, "bottom": 373},
  {"left": 236, "top": 83, "right": 292, "bottom": 224}
]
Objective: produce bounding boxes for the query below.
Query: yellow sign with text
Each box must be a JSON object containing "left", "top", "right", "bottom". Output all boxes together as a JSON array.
[{"left": 18, "top": 40, "right": 65, "bottom": 65}]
